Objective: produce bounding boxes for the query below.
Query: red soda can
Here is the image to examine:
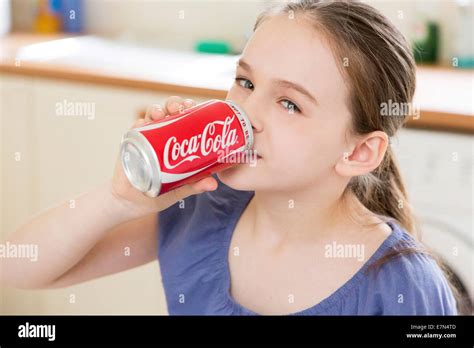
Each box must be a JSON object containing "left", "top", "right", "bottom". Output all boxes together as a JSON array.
[{"left": 120, "top": 99, "right": 254, "bottom": 197}]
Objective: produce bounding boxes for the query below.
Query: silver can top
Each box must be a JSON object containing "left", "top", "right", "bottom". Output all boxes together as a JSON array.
[
  {"left": 120, "top": 130, "right": 162, "bottom": 197},
  {"left": 121, "top": 141, "right": 152, "bottom": 193}
]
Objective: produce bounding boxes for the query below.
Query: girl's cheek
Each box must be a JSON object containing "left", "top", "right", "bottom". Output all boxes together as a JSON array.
[{"left": 272, "top": 135, "right": 301, "bottom": 161}]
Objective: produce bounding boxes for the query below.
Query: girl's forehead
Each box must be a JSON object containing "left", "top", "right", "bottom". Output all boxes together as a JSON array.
[
  {"left": 246, "top": 17, "right": 336, "bottom": 70},
  {"left": 241, "top": 15, "right": 347, "bottom": 101}
]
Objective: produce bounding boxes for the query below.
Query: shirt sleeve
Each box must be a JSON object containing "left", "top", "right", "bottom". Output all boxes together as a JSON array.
[{"left": 367, "top": 252, "right": 458, "bottom": 315}]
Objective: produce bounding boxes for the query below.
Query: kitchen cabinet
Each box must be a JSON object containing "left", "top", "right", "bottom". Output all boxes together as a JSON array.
[
  {"left": 0, "top": 74, "right": 38, "bottom": 314},
  {"left": 1, "top": 73, "right": 208, "bottom": 314},
  {"left": 393, "top": 128, "right": 473, "bottom": 306}
]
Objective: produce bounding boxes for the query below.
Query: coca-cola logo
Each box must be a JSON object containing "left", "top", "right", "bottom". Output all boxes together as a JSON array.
[{"left": 163, "top": 115, "right": 239, "bottom": 170}]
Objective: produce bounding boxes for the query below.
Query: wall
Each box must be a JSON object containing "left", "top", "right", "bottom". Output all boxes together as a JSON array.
[{"left": 10, "top": 0, "right": 471, "bottom": 65}]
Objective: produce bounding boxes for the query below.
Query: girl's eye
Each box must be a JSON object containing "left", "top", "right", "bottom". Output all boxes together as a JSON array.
[
  {"left": 234, "top": 78, "right": 301, "bottom": 115},
  {"left": 280, "top": 99, "right": 301, "bottom": 114},
  {"left": 235, "top": 77, "right": 254, "bottom": 90}
]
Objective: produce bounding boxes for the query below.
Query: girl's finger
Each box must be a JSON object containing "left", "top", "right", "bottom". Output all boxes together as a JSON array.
[
  {"left": 189, "top": 176, "right": 218, "bottom": 193},
  {"left": 145, "top": 104, "right": 165, "bottom": 121},
  {"left": 153, "top": 176, "right": 218, "bottom": 211},
  {"left": 132, "top": 117, "right": 147, "bottom": 129},
  {"left": 164, "top": 96, "right": 185, "bottom": 115},
  {"left": 183, "top": 99, "right": 197, "bottom": 109},
  {"left": 150, "top": 104, "right": 166, "bottom": 120}
]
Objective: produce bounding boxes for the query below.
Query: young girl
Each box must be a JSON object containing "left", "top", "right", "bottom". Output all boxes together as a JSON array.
[{"left": 1, "top": 0, "right": 458, "bottom": 315}]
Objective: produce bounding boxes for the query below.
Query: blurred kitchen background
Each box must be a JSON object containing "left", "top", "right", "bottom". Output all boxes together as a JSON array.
[{"left": 0, "top": 0, "right": 472, "bottom": 315}]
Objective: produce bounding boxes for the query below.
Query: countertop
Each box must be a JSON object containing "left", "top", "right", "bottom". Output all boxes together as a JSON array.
[{"left": 1, "top": 33, "right": 473, "bottom": 133}]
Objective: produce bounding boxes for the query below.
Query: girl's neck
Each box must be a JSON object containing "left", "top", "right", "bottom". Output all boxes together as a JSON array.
[{"left": 248, "top": 181, "right": 356, "bottom": 248}]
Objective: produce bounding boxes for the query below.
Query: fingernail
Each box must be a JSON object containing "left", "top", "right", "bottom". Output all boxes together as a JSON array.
[
  {"left": 168, "top": 102, "right": 180, "bottom": 113},
  {"left": 152, "top": 105, "right": 163, "bottom": 112}
]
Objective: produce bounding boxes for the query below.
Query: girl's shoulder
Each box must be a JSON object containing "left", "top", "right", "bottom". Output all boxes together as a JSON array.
[{"left": 363, "top": 222, "right": 458, "bottom": 315}]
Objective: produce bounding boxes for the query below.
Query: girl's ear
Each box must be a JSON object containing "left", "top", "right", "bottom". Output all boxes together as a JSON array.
[{"left": 335, "top": 131, "right": 389, "bottom": 177}]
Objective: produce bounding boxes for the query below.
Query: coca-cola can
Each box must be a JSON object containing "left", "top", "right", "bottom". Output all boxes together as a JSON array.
[{"left": 120, "top": 99, "right": 254, "bottom": 197}]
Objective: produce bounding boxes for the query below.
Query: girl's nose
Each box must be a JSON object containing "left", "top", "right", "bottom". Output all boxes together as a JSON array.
[{"left": 241, "top": 98, "right": 264, "bottom": 133}]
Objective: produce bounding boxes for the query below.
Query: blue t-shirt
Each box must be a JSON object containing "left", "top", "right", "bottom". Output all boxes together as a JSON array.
[{"left": 157, "top": 176, "right": 457, "bottom": 315}]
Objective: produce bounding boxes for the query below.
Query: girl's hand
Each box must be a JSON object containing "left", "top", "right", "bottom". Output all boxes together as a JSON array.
[{"left": 110, "top": 96, "right": 218, "bottom": 217}]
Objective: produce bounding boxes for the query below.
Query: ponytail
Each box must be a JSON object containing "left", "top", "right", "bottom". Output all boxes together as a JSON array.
[{"left": 348, "top": 145, "right": 417, "bottom": 236}]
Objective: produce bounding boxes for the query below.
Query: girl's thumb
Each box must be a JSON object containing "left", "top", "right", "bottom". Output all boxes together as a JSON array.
[
  {"left": 157, "top": 176, "right": 219, "bottom": 209},
  {"left": 188, "top": 176, "right": 219, "bottom": 194}
]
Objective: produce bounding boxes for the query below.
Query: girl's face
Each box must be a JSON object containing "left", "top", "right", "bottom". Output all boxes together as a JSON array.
[{"left": 219, "top": 15, "right": 353, "bottom": 192}]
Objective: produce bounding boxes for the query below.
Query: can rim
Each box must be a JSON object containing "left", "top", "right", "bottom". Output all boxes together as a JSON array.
[
  {"left": 224, "top": 99, "right": 254, "bottom": 151},
  {"left": 120, "top": 130, "right": 162, "bottom": 197}
]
